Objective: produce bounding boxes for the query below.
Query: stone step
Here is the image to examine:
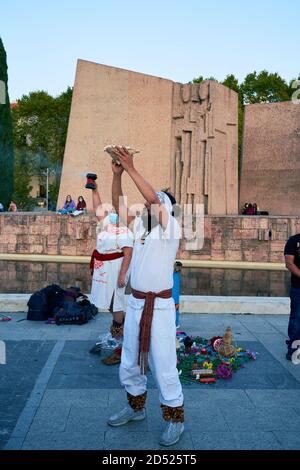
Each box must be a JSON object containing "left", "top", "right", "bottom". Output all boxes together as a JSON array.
[{"left": 0, "top": 294, "right": 289, "bottom": 315}]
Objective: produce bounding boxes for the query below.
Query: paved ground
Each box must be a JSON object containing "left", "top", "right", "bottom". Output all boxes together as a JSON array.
[{"left": 1, "top": 312, "right": 300, "bottom": 450}]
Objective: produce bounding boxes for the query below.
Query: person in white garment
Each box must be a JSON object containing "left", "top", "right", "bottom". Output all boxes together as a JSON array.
[
  {"left": 107, "top": 146, "right": 184, "bottom": 447},
  {"left": 90, "top": 180, "right": 133, "bottom": 365}
]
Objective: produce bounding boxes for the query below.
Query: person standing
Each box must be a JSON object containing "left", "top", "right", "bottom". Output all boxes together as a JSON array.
[
  {"left": 107, "top": 147, "right": 184, "bottom": 447},
  {"left": 284, "top": 234, "right": 300, "bottom": 360},
  {"left": 90, "top": 178, "right": 133, "bottom": 365}
]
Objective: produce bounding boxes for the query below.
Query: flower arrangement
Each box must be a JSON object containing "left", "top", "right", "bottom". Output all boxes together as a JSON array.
[{"left": 176, "top": 330, "right": 257, "bottom": 385}]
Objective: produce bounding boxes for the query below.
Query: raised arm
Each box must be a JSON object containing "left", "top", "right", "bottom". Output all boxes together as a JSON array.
[
  {"left": 112, "top": 147, "right": 169, "bottom": 229},
  {"left": 92, "top": 183, "right": 105, "bottom": 222},
  {"left": 112, "top": 162, "right": 135, "bottom": 227}
]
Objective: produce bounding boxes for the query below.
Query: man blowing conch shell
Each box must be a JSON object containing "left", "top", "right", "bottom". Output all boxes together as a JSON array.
[{"left": 106, "top": 146, "right": 184, "bottom": 447}]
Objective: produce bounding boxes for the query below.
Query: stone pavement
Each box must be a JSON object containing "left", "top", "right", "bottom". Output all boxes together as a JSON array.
[{"left": 1, "top": 312, "right": 300, "bottom": 450}]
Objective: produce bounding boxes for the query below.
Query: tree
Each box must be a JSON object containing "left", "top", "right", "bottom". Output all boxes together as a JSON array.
[
  {"left": 222, "top": 74, "right": 240, "bottom": 95},
  {"left": 11, "top": 87, "right": 72, "bottom": 207},
  {"left": 192, "top": 75, "right": 218, "bottom": 83},
  {"left": 241, "top": 70, "right": 290, "bottom": 104},
  {"left": 0, "top": 37, "right": 14, "bottom": 209},
  {"left": 12, "top": 150, "right": 34, "bottom": 210}
]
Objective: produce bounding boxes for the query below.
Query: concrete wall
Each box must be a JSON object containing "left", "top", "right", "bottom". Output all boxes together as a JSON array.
[
  {"left": 58, "top": 60, "right": 238, "bottom": 216},
  {"left": 58, "top": 60, "right": 174, "bottom": 210},
  {"left": 0, "top": 213, "right": 299, "bottom": 263},
  {"left": 240, "top": 101, "right": 300, "bottom": 215}
]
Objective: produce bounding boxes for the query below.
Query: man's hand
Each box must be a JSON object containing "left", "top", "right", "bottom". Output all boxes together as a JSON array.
[
  {"left": 113, "top": 146, "right": 135, "bottom": 173},
  {"left": 112, "top": 162, "right": 124, "bottom": 175},
  {"left": 117, "top": 272, "right": 126, "bottom": 288}
]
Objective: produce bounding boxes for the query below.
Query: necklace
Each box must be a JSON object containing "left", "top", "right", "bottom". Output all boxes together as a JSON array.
[{"left": 140, "top": 229, "right": 150, "bottom": 245}]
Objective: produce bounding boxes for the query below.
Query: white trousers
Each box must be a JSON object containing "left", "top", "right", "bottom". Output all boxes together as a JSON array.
[{"left": 119, "top": 295, "right": 184, "bottom": 408}]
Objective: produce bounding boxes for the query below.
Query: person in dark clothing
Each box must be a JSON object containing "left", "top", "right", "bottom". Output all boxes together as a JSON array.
[
  {"left": 284, "top": 234, "right": 300, "bottom": 360},
  {"left": 77, "top": 196, "right": 87, "bottom": 211},
  {"left": 246, "top": 203, "right": 255, "bottom": 215}
]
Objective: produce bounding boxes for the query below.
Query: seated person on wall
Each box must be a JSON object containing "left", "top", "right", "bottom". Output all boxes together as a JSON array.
[
  {"left": 57, "top": 195, "right": 76, "bottom": 214},
  {"left": 246, "top": 203, "right": 255, "bottom": 215},
  {"left": 242, "top": 202, "right": 260, "bottom": 216},
  {"left": 70, "top": 196, "right": 88, "bottom": 217},
  {"left": 8, "top": 201, "right": 17, "bottom": 212},
  {"left": 241, "top": 203, "right": 249, "bottom": 215},
  {"left": 76, "top": 195, "right": 87, "bottom": 212}
]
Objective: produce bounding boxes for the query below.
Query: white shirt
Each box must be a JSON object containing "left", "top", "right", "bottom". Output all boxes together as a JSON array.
[
  {"left": 130, "top": 212, "right": 181, "bottom": 293},
  {"left": 96, "top": 222, "right": 133, "bottom": 254}
]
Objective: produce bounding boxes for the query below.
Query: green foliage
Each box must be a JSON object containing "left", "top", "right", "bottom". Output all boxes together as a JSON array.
[
  {"left": 12, "top": 150, "right": 34, "bottom": 210},
  {"left": 192, "top": 75, "right": 218, "bottom": 83},
  {"left": 191, "top": 70, "right": 299, "bottom": 176},
  {"left": 0, "top": 37, "right": 14, "bottom": 209},
  {"left": 241, "top": 70, "right": 291, "bottom": 104},
  {"left": 11, "top": 87, "right": 72, "bottom": 208}
]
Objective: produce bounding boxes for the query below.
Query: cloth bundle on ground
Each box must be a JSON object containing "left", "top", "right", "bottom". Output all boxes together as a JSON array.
[{"left": 27, "top": 284, "right": 98, "bottom": 325}]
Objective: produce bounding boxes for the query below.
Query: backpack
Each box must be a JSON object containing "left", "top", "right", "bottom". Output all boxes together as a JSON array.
[
  {"left": 27, "top": 284, "right": 65, "bottom": 321},
  {"left": 53, "top": 299, "right": 98, "bottom": 325}
]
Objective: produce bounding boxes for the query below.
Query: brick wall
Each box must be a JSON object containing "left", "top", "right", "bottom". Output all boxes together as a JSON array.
[
  {"left": 178, "top": 216, "right": 300, "bottom": 263},
  {"left": 0, "top": 213, "right": 97, "bottom": 257},
  {"left": 0, "top": 213, "right": 299, "bottom": 262}
]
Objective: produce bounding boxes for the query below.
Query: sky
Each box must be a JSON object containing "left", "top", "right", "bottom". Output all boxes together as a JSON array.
[{"left": 1, "top": 0, "right": 299, "bottom": 101}]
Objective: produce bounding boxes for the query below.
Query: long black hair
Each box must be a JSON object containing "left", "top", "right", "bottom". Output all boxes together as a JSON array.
[{"left": 162, "top": 191, "right": 177, "bottom": 217}]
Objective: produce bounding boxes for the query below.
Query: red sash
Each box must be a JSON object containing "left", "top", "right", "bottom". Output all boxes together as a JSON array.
[{"left": 90, "top": 249, "right": 124, "bottom": 275}]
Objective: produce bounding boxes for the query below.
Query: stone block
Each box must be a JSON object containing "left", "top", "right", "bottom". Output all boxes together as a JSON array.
[
  {"left": 47, "top": 235, "right": 59, "bottom": 246},
  {"left": 29, "top": 245, "right": 44, "bottom": 254},
  {"left": 270, "top": 241, "right": 285, "bottom": 252},
  {"left": 59, "top": 246, "right": 76, "bottom": 256}
]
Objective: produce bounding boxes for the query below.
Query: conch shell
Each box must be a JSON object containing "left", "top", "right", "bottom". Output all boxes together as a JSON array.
[
  {"left": 218, "top": 327, "right": 236, "bottom": 357},
  {"left": 104, "top": 145, "right": 140, "bottom": 164}
]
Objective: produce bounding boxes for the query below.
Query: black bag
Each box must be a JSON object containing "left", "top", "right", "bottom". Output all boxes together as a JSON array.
[
  {"left": 53, "top": 299, "right": 98, "bottom": 325},
  {"left": 27, "top": 291, "right": 48, "bottom": 321},
  {"left": 27, "top": 284, "right": 65, "bottom": 321}
]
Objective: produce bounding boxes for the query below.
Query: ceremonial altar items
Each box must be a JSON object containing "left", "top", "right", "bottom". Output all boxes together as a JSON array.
[
  {"left": 218, "top": 327, "right": 236, "bottom": 357},
  {"left": 104, "top": 145, "right": 140, "bottom": 164},
  {"left": 176, "top": 328, "right": 257, "bottom": 385}
]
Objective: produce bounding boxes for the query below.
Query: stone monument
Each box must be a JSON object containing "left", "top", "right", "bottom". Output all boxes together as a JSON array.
[
  {"left": 58, "top": 60, "right": 238, "bottom": 215},
  {"left": 240, "top": 101, "right": 300, "bottom": 216}
]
